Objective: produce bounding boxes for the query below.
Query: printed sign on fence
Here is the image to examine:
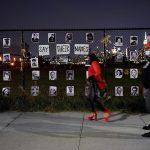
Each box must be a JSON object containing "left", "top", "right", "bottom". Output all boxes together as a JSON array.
[
  {"left": 74, "top": 44, "right": 89, "bottom": 55},
  {"left": 39, "top": 45, "right": 50, "bottom": 56},
  {"left": 56, "top": 44, "right": 70, "bottom": 55}
]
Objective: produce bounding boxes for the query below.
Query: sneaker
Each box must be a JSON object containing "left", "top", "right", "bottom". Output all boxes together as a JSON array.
[
  {"left": 142, "top": 132, "right": 150, "bottom": 137},
  {"left": 142, "top": 124, "right": 150, "bottom": 130}
]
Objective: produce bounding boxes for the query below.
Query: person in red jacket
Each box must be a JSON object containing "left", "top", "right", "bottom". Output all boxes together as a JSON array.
[{"left": 86, "top": 53, "right": 111, "bottom": 122}]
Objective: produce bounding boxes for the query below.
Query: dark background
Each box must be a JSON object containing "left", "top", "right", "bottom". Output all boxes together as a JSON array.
[
  {"left": 0, "top": 0, "right": 150, "bottom": 29},
  {"left": 0, "top": 0, "right": 150, "bottom": 57},
  {"left": 0, "top": 1, "right": 148, "bottom": 112}
]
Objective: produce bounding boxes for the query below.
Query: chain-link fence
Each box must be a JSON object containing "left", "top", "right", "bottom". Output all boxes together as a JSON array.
[{"left": 0, "top": 28, "right": 150, "bottom": 112}]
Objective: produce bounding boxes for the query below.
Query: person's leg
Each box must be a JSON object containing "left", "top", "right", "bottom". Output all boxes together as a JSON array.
[
  {"left": 141, "top": 88, "right": 150, "bottom": 137},
  {"left": 93, "top": 82, "right": 112, "bottom": 122},
  {"left": 87, "top": 83, "right": 97, "bottom": 121},
  {"left": 95, "top": 97, "right": 106, "bottom": 111},
  {"left": 144, "top": 88, "right": 150, "bottom": 113},
  {"left": 87, "top": 98, "right": 97, "bottom": 120},
  {"left": 88, "top": 97, "right": 95, "bottom": 112},
  {"left": 95, "top": 98, "right": 112, "bottom": 122}
]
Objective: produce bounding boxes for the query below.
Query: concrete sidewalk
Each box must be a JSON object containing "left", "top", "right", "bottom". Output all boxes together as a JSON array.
[{"left": 0, "top": 111, "right": 150, "bottom": 150}]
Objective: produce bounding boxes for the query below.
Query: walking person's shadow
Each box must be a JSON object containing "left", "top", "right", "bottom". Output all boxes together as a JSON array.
[{"left": 97, "top": 112, "right": 129, "bottom": 122}]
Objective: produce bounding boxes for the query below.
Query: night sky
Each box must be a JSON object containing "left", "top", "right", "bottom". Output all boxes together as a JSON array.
[
  {"left": 0, "top": 0, "right": 150, "bottom": 58},
  {"left": 0, "top": 0, "right": 150, "bottom": 29}
]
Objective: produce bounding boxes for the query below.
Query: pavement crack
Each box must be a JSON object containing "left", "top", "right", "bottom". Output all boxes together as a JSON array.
[
  {"left": 0, "top": 112, "right": 24, "bottom": 133},
  {"left": 77, "top": 112, "right": 85, "bottom": 150}
]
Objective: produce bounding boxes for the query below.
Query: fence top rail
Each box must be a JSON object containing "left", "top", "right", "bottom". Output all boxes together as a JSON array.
[{"left": 0, "top": 27, "right": 150, "bottom": 32}]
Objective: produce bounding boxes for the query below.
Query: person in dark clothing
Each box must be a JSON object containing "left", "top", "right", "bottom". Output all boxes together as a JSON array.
[
  {"left": 141, "top": 51, "right": 150, "bottom": 137},
  {"left": 86, "top": 53, "right": 111, "bottom": 122}
]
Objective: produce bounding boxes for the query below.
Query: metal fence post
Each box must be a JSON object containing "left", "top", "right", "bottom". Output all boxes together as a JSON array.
[{"left": 21, "top": 31, "right": 25, "bottom": 91}]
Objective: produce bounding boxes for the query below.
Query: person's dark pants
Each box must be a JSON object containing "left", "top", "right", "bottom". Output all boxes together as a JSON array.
[
  {"left": 87, "top": 81, "right": 106, "bottom": 112},
  {"left": 143, "top": 88, "right": 150, "bottom": 113}
]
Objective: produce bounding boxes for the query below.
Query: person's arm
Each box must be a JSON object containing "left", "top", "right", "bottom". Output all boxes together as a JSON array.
[{"left": 92, "top": 61, "right": 102, "bottom": 81}]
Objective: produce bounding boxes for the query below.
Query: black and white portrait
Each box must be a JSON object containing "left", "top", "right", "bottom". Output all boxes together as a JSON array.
[
  {"left": 3, "top": 38, "right": 11, "bottom": 48},
  {"left": 86, "top": 71, "right": 88, "bottom": 79},
  {"left": 115, "top": 86, "right": 123, "bottom": 96},
  {"left": 131, "top": 86, "right": 139, "bottom": 96},
  {"left": 115, "top": 36, "right": 123, "bottom": 46},
  {"left": 31, "top": 33, "right": 39, "bottom": 43},
  {"left": 115, "top": 52, "right": 123, "bottom": 62},
  {"left": 32, "top": 71, "right": 40, "bottom": 80},
  {"left": 49, "top": 71, "right": 57, "bottom": 80},
  {"left": 130, "top": 51, "right": 138, "bottom": 61},
  {"left": 3, "top": 71, "right": 11, "bottom": 81},
  {"left": 31, "top": 86, "right": 39, "bottom": 96},
  {"left": 115, "top": 69, "right": 123, "bottom": 78},
  {"left": 130, "top": 36, "right": 138, "bottom": 46},
  {"left": 31, "top": 58, "right": 39, "bottom": 68},
  {"left": 144, "top": 50, "right": 150, "bottom": 56},
  {"left": 49, "top": 86, "right": 57, "bottom": 96},
  {"left": 66, "top": 86, "right": 74, "bottom": 96},
  {"left": 66, "top": 70, "right": 74, "bottom": 80},
  {"left": 65, "top": 33, "right": 73, "bottom": 43},
  {"left": 48, "top": 33, "right": 56, "bottom": 43},
  {"left": 3, "top": 54, "right": 10, "bottom": 63},
  {"left": 86, "top": 32, "right": 94, "bottom": 43},
  {"left": 85, "top": 86, "right": 90, "bottom": 97},
  {"left": 2, "top": 87, "right": 10, "bottom": 96},
  {"left": 130, "top": 68, "right": 138, "bottom": 79}
]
